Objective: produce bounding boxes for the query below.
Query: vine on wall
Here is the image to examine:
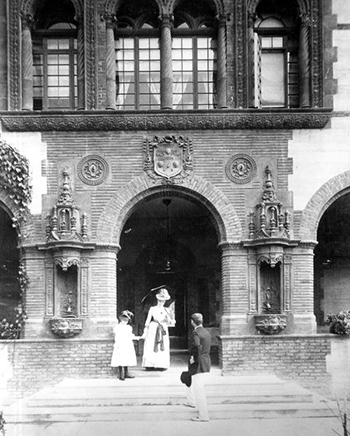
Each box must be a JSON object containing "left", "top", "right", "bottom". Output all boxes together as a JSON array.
[{"left": 0, "top": 140, "right": 32, "bottom": 339}]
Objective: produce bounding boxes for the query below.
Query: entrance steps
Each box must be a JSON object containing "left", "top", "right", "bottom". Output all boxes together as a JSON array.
[{"left": 4, "top": 368, "right": 335, "bottom": 423}]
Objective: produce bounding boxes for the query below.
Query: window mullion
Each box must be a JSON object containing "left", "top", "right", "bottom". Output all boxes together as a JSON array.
[
  {"left": 135, "top": 38, "right": 140, "bottom": 110},
  {"left": 69, "top": 38, "right": 75, "bottom": 110},
  {"left": 43, "top": 39, "right": 48, "bottom": 110},
  {"left": 193, "top": 37, "right": 198, "bottom": 109}
]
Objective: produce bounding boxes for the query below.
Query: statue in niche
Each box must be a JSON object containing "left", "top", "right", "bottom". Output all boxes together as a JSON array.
[{"left": 262, "top": 286, "right": 280, "bottom": 314}]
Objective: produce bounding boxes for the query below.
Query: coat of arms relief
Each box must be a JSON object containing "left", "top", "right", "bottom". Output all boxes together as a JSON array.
[{"left": 143, "top": 135, "right": 193, "bottom": 184}]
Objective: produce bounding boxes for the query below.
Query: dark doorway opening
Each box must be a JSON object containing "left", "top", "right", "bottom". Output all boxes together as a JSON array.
[
  {"left": 0, "top": 207, "right": 20, "bottom": 323},
  {"left": 314, "top": 192, "right": 350, "bottom": 329},
  {"left": 117, "top": 195, "right": 221, "bottom": 350}
]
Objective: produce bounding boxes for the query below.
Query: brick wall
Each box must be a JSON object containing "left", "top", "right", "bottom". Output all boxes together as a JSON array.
[
  {"left": 3, "top": 335, "right": 332, "bottom": 405},
  {"left": 219, "top": 335, "right": 331, "bottom": 384}
]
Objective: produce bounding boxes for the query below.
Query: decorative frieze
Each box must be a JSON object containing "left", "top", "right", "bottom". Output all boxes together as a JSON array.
[{"left": 0, "top": 109, "right": 332, "bottom": 131}]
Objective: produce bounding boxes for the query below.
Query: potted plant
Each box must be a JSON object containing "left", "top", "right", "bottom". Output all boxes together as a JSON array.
[{"left": 326, "top": 310, "right": 350, "bottom": 335}]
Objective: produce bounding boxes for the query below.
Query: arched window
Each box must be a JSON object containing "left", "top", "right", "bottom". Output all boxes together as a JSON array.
[
  {"left": 172, "top": 5, "right": 217, "bottom": 110},
  {"left": 115, "top": 1, "right": 160, "bottom": 110},
  {"left": 114, "top": 0, "right": 219, "bottom": 110},
  {"left": 253, "top": 0, "right": 299, "bottom": 108},
  {"left": 32, "top": 1, "right": 78, "bottom": 110}
]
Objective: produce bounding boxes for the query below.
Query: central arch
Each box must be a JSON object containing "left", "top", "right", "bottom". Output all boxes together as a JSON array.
[
  {"left": 96, "top": 174, "right": 242, "bottom": 350},
  {"left": 96, "top": 174, "right": 242, "bottom": 246}
]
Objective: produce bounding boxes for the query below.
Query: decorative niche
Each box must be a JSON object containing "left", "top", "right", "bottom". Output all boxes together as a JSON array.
[
  {"left": 243, "top": 166, "right": 298, "bottom": 334},
  {"left": 38, "top": 170, "right": 95, "bottom": 338}
]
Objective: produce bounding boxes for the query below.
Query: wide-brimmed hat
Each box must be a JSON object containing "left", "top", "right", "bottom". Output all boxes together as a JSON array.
[
  {"left": 155, "top": 288, "right": 171, "bottom": 301},
  {"left": 180, "top": 371, "right": 192, "bottom": 387},
  {"left": 119, "top": 310, "right": 133, "bottom": 320}
]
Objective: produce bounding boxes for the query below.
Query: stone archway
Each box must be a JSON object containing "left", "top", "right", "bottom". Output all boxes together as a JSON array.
[
  {"left": 96, "top": 174, "right": 242, "bottom": 246},
  {"left": 96, "top": 174, "right": 243, "bottom": 342},
  {"left": 299, "top": 170, "right": 350, "bottom": 242}
]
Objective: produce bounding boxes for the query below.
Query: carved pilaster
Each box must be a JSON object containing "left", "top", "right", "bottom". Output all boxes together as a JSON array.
[
  {"left": 21, "top": 13, "right": 34, "bottom": 111},
  {"left": 8, "top": 1, "right": 21, "bottom": 110},
  {"left": 75, "top": 14, "right": 85, "bottom": 110},
  {"left": 45, "top": 260, "right": 54, "bottom": 317},
  {"left": 105, "top": 13, "right": 117, "bottom": 109},
  {"left": 85, "top": 0, "right": 96, "bottom": 109}
]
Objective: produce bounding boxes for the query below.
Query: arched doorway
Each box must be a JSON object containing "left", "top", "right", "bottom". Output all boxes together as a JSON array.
[
  {"left": 314, "top": 192, "right": 350, "bottom": 329},
  {"left": 0, "top": 206, "right": 21, "bottom": 323},
  {"left": 117, "top": 195, "right": 221, "bottom": 349}
]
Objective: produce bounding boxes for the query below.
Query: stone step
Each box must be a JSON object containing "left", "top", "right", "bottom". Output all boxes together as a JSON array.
[
  {"left": 4, "top": 374, "right": 335, "bottom": 423},
  {"left": 4, "top": 402, "right": 335, "bottom": 423}
]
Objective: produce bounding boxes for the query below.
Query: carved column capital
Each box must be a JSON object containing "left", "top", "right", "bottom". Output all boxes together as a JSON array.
[
  {"left": 20, "top": 13, "right": 34, "bottom": 29},
  {"left": 300, "top": 13, "right": 313, "bottom": 27},
  {"left": 159, "top": 13, "right": 174, "bottom": 28},
  {"left": 215, "top": 13, "right": 230, "bottom": 27},
  {"left": 101, "top": 13, "right": 117, "bottom": 28}
]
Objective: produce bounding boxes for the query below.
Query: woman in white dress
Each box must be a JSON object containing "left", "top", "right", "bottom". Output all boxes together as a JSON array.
[
  {"left": 111, "top": 310, "right": 140, "bottom": 380},
  {"left": 142, "top": 287, "right": 175, "bottom": 370}
]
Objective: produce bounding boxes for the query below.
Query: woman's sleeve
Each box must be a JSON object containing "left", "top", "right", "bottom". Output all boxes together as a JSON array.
[{"left": 144, "top": 307, "right": 153, "bottom": 328}]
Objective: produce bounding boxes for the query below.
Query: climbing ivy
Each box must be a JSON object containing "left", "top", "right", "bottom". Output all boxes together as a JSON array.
[
  {"left": 0, "top": 140, "right": 32, "bottom": 219},
  {"left": 0, "top": 140, "right": 31, "bottom": 339}
]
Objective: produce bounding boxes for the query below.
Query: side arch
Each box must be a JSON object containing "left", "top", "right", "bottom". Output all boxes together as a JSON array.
[
  {"left": 299, "top": 170, "right": 350, "bottom": 241},
  {"left": 96, "top": 174, "right": 242, "bottom": 245}
]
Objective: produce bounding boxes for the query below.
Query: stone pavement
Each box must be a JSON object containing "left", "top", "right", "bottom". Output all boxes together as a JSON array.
[{"left": 3, "top": 416, "right": 344, "bottom": 436}]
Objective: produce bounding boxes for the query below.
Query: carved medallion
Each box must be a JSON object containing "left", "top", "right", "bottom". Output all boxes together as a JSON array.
[
  {"left": 225, "top": 154, "right": 257, "bottom": 184},
  {"left": 77, "top": 155, "right": 109, "bottom": 185},
  {"left": 144, "top": 135, "right": 193, "bottom": 184}
]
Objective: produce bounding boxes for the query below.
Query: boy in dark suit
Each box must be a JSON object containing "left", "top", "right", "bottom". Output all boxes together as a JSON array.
[{"left": 185, "top": 313, "right": 211, "bottom": 422}]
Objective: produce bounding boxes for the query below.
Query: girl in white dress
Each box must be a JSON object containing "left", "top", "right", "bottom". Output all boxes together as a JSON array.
[
  {"left": 111, "top": 310, "right": 140, "bottom": 380},
  {"left": 141, "top": 288, "right": 176, "bottom": 370}
]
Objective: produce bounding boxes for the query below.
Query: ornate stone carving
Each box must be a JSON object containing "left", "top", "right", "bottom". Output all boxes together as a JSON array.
[
  {"left": 248, "top": 167, "right": 291, "bottom": 240},
  {"left": 144, "top": 135, "right": 193, "bottom": 184},
  {"left": 225, "top": 154, "right": 257, "bottom": 184},
  {"left": 77, "top": 155, "right": 109, "bottom": 185},
  {"left": 49, "top": 317, "right": 83, "bottom": 338},
  {"left": 46, "top": 170, "right": 88, "bottom": 243},
  {"left": 0, "top": 110, "right": 331, "bottom": 131},
  {"left": 254, "top": 314, "right": 287, "bottom": 335}
]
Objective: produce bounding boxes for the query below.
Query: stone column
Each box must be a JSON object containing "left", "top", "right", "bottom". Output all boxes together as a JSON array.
[
  {"left": 160, "top": 14, "right": 173, "bottom": 110},
  {"left": 292, "top": 241, "right": 317, "bottom": 334},
  {"left": 299, "top": 13, "right": 311, "bottom": 108},
  {"left": 216, "top": 14, "right": 228, "bottom": 109},
  {"left": 105, "top": 14, "right": 117, "bottom": 110},
  {"left": 21, "top": 14, "right": 33, "bottom": 111},
  {"left": 76, "top": 15, "right": 85, "bottom": 110},
  {"left": 219, "top": 241, "right": 248, "bottom": 335}
]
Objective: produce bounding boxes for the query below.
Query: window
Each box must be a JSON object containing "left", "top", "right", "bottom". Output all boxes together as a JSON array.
[
  {"left": 254, "top": 18, "right": 299, "bottom": 108},
  {"left": 33, "top": 26, "right": 77, "bottom": 110},
  {"left": 115, "top": 0, "right": 218, "bottom": 110},
  {"left": 172, "top": 22, "right": 217, "bottom": 110},
  {"left": 116, "top": 34, "right": 161, "bottom": 110},
  {"left": 32, "top": 0, "right": 78, "bottom": 111}
]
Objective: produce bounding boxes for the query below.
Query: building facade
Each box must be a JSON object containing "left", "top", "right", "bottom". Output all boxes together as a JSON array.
[{"left": 0, "top": 0, "right": 349, "bottom": 398}]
